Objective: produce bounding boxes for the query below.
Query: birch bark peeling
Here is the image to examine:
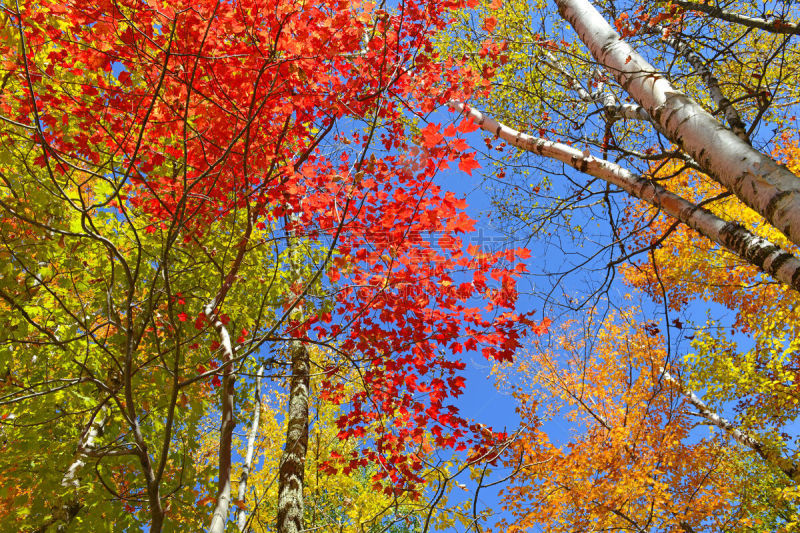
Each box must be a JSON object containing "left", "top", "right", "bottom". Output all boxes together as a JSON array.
[
  {"left": 554, "top": 0, "right": 800, "bottom": 248},
  {"left": 277, "top": 342, "right": 310, "bottom": 533},
  {"left": 662, "top": 369, "right": 800, "bottom": 482},
  {"left": 449, "top": 102, "right": 800, "bottom": 293}
]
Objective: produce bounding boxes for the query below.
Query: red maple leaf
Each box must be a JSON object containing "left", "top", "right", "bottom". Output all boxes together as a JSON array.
[
  {"left": 458, "top": 153, "right": 481, "bottom": 175},
  {"left": 421, "top": 123, "right": 444, "bottom": 148},
  {"left": 457, "top": 117, "right": 480, "bottom": 134}
]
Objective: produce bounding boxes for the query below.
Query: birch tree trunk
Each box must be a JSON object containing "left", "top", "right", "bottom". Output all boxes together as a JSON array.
[
  {"left": 554, "top": 0, "right": 800, "bottom": 248},
  {"left": 32, "top": 406, "right": 111, "bottom": 532},
  {"left": 450, "top": 102, "right": 800, "bottom": 293},
  {"left": 61, "top": 406, "right": 110, "bottom": 489},
  {"left": 656, "top": 25, "right": 749, "bottom": 143},
  {"left": 662, "top": 369, "right": 799, "bottom": 482},
  {"left": 208, "top": 309, "right": 236, "bottom": 533},
  {"left": 237, "top": 365, "right": 264, "bottom": 532},
  {"left": 277, "top": 342, "right": 310, "bottom": 533}
]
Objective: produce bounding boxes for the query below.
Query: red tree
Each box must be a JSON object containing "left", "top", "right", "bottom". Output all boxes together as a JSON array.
[{"left": 0, "top": 0, "right": 539, "bottom": 530}]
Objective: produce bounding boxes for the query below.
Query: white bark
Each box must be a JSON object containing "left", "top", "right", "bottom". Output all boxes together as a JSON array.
[
  {"left": 29, "top": 406, "right": 113, "bottom": 532},
  {"left": 656, "top": 26, "right": 749, "bottom": 142},
  {"left": 662, "top": 369, "right": 799, "bottom": 481},
  {"left": 208, "top": 304, "right": 236, "bottom": 533},
  {"left": 62, "top": 406, "right": 110, "bottom": 488},
  {"left": 236, "top": 365, "right": 264, "bottom": 533},
  {"left": 554, "top": 0, "right": 800, "bottom": 248},
  {"left": 539, "top": 48, "right": 651, "bottom": 122},
  {"left": 450, "top": 101, "right": 800, "bottom": 292},
  {"left": 672, "top": 1, "right": 800, "bottom": 35}
]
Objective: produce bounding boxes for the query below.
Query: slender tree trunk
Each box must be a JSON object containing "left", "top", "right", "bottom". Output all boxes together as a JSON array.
[
  {"left": 450, "top": 102, "right": 800, "bottom": 293},
  {"left": 538, "top": 46, "right": 652, "bottom": 123},
  {"left": 61, "top": 406, "right": 110, "bottom": 488},
  {"left": 237, "top": 365, "right": 264, "bottom": 532},
  {"left": 277, "top": 342, "right": 310, "bottom": 533},
  {"left": 208, "top": 307, "right": 237, "bottom": 533},
  {"left": 32, "top": 406, "right": 111, "bottom": 532},
  {"left": 662, "top": 369, "right": 800, "bottom": 482},
  {"left": 554, "top": 0, "right": 800, "bottom": 248},
  {"left": 672, "top": 1, "right": 800, "bottom": 35}
]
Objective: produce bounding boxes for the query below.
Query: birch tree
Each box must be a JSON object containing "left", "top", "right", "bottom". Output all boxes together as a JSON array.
[
  {"left": 446, "top": 0, "right": 800, "bottom": 297},
  {"left": 442, "top": 2, "right": 800, "bottom": 529}
]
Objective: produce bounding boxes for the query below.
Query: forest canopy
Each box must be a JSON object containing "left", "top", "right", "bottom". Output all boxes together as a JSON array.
[{"left": 1, "top": 0, "right": 800, "bottom": 531}]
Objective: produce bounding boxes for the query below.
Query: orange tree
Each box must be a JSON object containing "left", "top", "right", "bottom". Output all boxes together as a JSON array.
[{"left": 493, "top": 310, "right": 741, "bottom": 532}]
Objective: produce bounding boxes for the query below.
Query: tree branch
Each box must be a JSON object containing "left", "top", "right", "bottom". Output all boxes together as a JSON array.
[
  {"left": 672, "top": 1, "right": 800, "bottom": 35},
  {"left": 655, "top": 25, "right": 750, "bottom": 142},
  {"left": 555, "top": 0, "right": 800, "bottom": 248},
  {"left": 662, "top": 368, "right": 800, "bottom": 482},
  {"left": 450, "top": 101, "right": 800, "bottom": 294}
]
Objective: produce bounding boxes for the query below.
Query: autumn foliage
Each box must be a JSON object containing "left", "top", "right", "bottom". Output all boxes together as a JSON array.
[
  {"left": 7, "top": 0, "right": 800, "bottom": 530},
  {"left": 0, "top": 0, "right": 541, "bottom": 529}
]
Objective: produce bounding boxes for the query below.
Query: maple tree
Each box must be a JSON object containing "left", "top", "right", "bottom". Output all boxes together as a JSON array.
[
  {"left": 0, "top": 0, "right": 543, "bottom": 531},
  {"left": 614, "top": 141, "right": 800, "bottom": 529}
]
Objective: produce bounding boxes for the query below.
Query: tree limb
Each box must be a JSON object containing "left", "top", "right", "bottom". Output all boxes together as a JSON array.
[
  {"left": 655, "top": 25, "right": 750, "bottom": 143},
  {"left": 672, "top": 1, "right": 800, "bottom": 35},
  {"left": 449, "top": 101, "right": 800, "bottom": 294},
  {"left": 555, "top": 0, "right": 800, "bottom": 248},
  {"left": 662, "top": 368, "right": 800, "bottom": 482}
]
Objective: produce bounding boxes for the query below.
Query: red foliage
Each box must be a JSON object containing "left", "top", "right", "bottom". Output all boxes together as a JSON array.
[{"left": 1, "top": 0, "right": 542, "bottom": 489}]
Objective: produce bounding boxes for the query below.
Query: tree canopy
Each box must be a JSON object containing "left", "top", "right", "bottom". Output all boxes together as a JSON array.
[{"left": 2, "top": 0, "right": 800, "bottom": 531}]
